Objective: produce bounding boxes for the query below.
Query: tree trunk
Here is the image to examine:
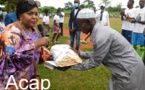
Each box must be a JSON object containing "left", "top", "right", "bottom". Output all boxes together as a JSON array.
[{"left": 8, "top": 0, "right": 12, "bottom": 12}]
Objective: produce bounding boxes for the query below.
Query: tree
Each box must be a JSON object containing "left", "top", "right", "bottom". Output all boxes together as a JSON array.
[
  {"left": 100, "top": 0, "right": 111, "bottom": 8},
  {"left": 0, "top": 0, "right": 20, "bottom": 12},
  {"left": 83, "top": 0, "right": 95, "bottom": 8},
  {"left": 115, "top": 3, "right": 122, "bottom": 12},
  {"left": 107, "top": 3, "right": 122, "bottom": 12},
  {"left": 64, "top": 1, "right": 73, "bottom": 10},
  {"left": 39, "top": 6, "right": 56, "bottom": 14}
]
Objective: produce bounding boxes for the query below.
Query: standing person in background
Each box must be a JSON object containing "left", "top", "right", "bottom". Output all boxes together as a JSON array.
[
  {"left": 46, "top": 9, "right": 52, "bottom": 17},
  {"left": 0, "top": 12, "right": 5, "bottom": 33},
  {"left": 0, "top": 6, "right": 7, "bottom": 21},
  {"left": 2, "top": 11, "right": 7, "bottom": 22},
  {"left": 0, "top": 8, "right": 2, "bottom": 17},
  {"left": 120, "top": 0, "right": 135, "bottom": 44},
  {"left": 95, "top": 4, "right": 110, "bottom": 27},
  {"left": 131, "top": 0, "right": 145, "bottom": 60},
  {"left": 5, "top": 11, "right": 17, "bottom": 26},
  {"left": 69, "top": 0, "right": 81, "bottom": 51},
  {"left": 51, "top": 8, "right": 61, "bottom": 43},
  {"left": 0, "top": 7, "right": 5, "bottom": 33},
  {"left": 0, "top": 11, "right": 5, "bottom": 29},
  {"left": 42, "top": 9, "right": 50, "bottom": 36},
  {"left": 59, "top": 8, "right": 65, "bottom": 36}
]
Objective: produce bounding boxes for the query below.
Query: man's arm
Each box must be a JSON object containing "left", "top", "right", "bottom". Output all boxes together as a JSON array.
[
  {"left": 79, "top": 51, "right": 93, "bottom": 59},
  {"left": 68, "top": 10, "right": 72, "bottom": 29},
  {"left": 137, "top": 21, "right": 145, "bottom": 24},
  {"left": 71, "top": 31, "right": 113, "bottom": 70}
]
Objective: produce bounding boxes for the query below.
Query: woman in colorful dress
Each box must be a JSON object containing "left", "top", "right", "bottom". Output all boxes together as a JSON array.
[{"left": 0, "top": 0, "right": 51, "bottom": 89}]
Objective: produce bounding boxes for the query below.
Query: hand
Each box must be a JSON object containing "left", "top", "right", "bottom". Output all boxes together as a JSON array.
[
  {"left": 69, "top": 28, "right": 76, "bottom": 33},
  {"left": 34, "top": 37, "right": 49, "bottom": 49},
  {"left": 55, "top": 66, "right": 71, "bottom": 71},
  {"left": 47, "top": 55, "right": 53, "bottom": 60},
  {"left": 120, "top": 11, "right": 125, "bottom": 16},
  {"left": 70, "top": 29, "right": 74, "bottom": 33},
  {"left": 128, "top": 18, "right": 136, "bottom": 23},
  {"left": 41, "top": 47, "right": 52, "bottom": 61}
]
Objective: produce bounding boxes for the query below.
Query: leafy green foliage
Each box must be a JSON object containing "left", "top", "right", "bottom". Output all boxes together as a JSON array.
[
  {"left": 107, "top": 3, "right": 122, "bottom": 12},
  {"left": 100, "top": 0, "right": 111, "bottom": 8},
  {"left": 0, "top": 0, "right": 21, "bottom": 12},
  {"left": 64, "top": 1, "right": 73, "bottom": 10}
]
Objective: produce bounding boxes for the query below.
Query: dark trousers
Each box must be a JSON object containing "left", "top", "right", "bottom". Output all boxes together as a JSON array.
[
  {"left": 70, "top": 30, "right": 81, "bottom": 51},
  {"left": 121, "top": 29, "right": 132, "bottom": 44},
  {"left": 59, "top": 23, "right": 63, "bottom": 36}
]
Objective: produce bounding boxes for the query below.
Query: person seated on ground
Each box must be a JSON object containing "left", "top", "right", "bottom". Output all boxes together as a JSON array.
[
  {"left": 70, "top": 8, "right": 145, "bottom": 90},
  {"left": 0, "top": 0, "right": 52, "bottom": 89}
]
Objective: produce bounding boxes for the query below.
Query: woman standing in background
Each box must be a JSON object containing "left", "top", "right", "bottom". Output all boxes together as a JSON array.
[{"left": 51, "top": 8, "right": 61, "bottom": 43}]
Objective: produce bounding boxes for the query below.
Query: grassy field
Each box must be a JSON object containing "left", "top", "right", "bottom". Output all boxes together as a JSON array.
[{"left": 38, "top": 17, "right": 122, "bottom": 90}]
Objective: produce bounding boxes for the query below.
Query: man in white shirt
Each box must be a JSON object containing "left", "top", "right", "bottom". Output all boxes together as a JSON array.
[
  {"left": 120, "top": 0, "right": 135, "bottom": 44},
  {"left": 131, "top": 0, "right": 145, "bottom": 59},
  {"left": 42, "top": 9, "right": 50, "bottom": 36},
  {"left": 58, "top": 8, "right": 65, "bottom": 36},
  {"left": 95, "top": 4, "right": 110, "bottom": 27}
]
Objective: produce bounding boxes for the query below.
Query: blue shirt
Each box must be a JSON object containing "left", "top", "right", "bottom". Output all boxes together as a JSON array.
[{"left": 5, "top": 11, "right": 17, "bottom": 26}]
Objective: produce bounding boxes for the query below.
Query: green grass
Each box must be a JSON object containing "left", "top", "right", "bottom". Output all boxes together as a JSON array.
[
  {"left": 110, "top": 18, "right": 122, "bottom": 33},
  {"left": 39, "top": 64, "right": 111, "bottom": 90},
  {"left": 37, "top": 17, "right": 123, "bottom": 90},
  {"left": 83, "top": 47, "right": 93, "bottom": 51}
]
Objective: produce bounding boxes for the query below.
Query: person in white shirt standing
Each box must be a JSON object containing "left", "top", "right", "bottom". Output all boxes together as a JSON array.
[
  {"left": 95, "top": 4, "right": 110, "bottom": 27},
  {"left": 120, "top": 0, "right": 135, "bottom": 44},
  {"left": 51, "top": 8, "right": 61, "bottom": 43},
  {"left": 58, "top": 8, "right": 65, "bottom": 36},
  {"left": 131, "top": 0, "right": 145, "bottom": 60},
  {"left": 42, "top": 9, "right": 50, "bottom": 36}
]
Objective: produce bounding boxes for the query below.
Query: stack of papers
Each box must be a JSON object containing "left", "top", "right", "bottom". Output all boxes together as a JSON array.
[
  {"left": 44, "top": 61, "right": 56, "bottom": 70},
  {"left": 44, "top": 44, "right": 82, "bottom": 70}
]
